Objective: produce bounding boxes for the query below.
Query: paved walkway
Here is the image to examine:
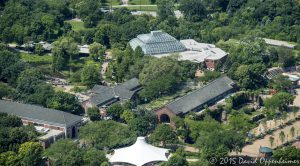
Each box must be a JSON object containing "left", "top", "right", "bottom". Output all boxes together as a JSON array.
[
  {"left": 231, "top": 121, "right": 300, "bottom": 157},
  {"left": 294, "top": 89, "right": 300, "bottom": 107}
]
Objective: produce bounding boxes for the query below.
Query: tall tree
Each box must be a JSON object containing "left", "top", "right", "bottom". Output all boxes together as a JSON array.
[
  {"left": 52, "top": 37, "right": 79, "bottom": 71},
  {"left": 79, "top": 120, "right": 136, "bottom": 149},
  {"left": 89, "top": 42, "right": 106, "bottom": 61},
  {"left": 150, "top": 124, "right": 178, "bottom": 147},
  {"left": 106, "top": 103, "right": 124, "bottom": 121},
  {"left": 18, "top": 142, "right": 43, "bottom": 166},
  {"left": 264, "top": 92, "right": 295, "bottom": 112},
  {"left": 179, "top": 0, "right": 207, "bottom": 21},
  {"left": 157, "top": 0, "right": 175, "bottom": 21},
  {"left": 80, "top": 64, "right": 100, "bottom": 88}
]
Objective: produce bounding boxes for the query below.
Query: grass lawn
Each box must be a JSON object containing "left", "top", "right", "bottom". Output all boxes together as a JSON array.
[
  {"left": 113, "top": 5, "right": 157, "bottom": 11},
  {"left": 54, "top": 86, "right": 64, "bottom": 92},
  {"left": 20, "top": 53, "right": 52, "bottom": 64},
  {"left": 141, "top": 96, "right": 173, "bottom": 110},
  {"left": 65, "top": 20, "right": 86, "bottom": 32},
  {"left": 105, "top": 0, "right": 121, "bottom": 6},
  {"left": 129, "top": 0, "right": 153, "bottom": 5}
]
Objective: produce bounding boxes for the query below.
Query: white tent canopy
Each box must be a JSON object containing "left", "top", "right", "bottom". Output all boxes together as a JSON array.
[{"left": 109, "top": 137, "right": 169, "bottom": 166}]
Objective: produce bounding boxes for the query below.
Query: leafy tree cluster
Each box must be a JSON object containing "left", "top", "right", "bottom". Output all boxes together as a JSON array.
[
  {"left": 268, "top": 74, "right": 292, "bottom": 92},
  {"left": 264, "top": 92, "right": 295, "bottom": 113},
  {"left": 149, "top": 124, "right": 178, "bottom": 146},
  {"left": 219, "top": 37, "right": 273, "bottom": 89},
  {"left": 52, "top": 36, "right": 79, "bottom": 71},
  {"left": 70, "top": 0, "right": 106, "bottom": 27},
  {"left": 0, "top": 113, "right": 39, "bottom": 154},
  {"left": 0, "top": 47, "right": 82, "bottom": 114},
  {"left": 71, "top": 8, "right": 151, "bottom": 49},
  {"left": 198, "top": 71, "right": 222, "bottom": 83},
  {"left": 108, "top": 49, "right": 197, "bottom": 101},
  {"left": 106, "top": 45, "right": 149, "bottom": 82},
  {"left": 272, "top": 146, "right": 300, "bottom": 160},
  {"left": 79, "top": 120, "right": 136, "bottom": 149},
  {"left": 0, "top": 141, "right": 44, "bottom": 166},
  {"left": 46, "top": 139, "right": 108, "bottom": 166},
  {"left": 128, "top": 109, "right": 157, "bottom": 136},
  {"left": 70, "top": 63, "right": 101, "bottom": 88},
  {"left": 185, "top": 116, "right": 245, "bottom": 161},
  {"left": 175, "top": 0, "right": 300, "bottom": 43},
  {"left": 0, "top": 0, "right": 72, "bottom": 44},
  {"left": 139, "top": 56, "right": 197, "bottom": 100}
]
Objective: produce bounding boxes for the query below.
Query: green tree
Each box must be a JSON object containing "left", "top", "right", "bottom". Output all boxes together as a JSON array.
[
  {"left": 150, "top": 124, "right": 178, "bottom": 147},
  {"left": 16, "top": 69, "right": 44, "bottom": 97},
  {"left": 0, "top": 83, "right": 13, "bottom": 99},
  {"left": 45, "top": 139, "right": 78, "bottom": 166},
  {"left": 179, "top": 0, "right": 207, "bottom": 21},
  {"left": 264, "top": 92, "right": 295, "bottom": 112},
  {"left": 128, "top": 109, "right": 157, "bottom": 136},
  {"left": 34, "top": 44, "right": 44, "bottom": 55},
  {"left": 1, "top": 61, "right": 28, "bottom": 86},
  {"left": 89, "top": 42, "right": 106, "bottom": 61},
  {"left": 121, "top": 110, "right": 135, "bottom": 123},
  {"left": 279, "top": 131, "right": 285, "bottom": 144},
  {"left": 165, "top": 154, "right": 188, "bottom": 166},
  {"left": 290, "top": 127, "right": 295, "bottom": 138},
  {"left": 0, "top": 50, "right": 20, "bottom": 77},
  {"left": 80, "top": 64, "right": 100, "bottom": 88},
  {"left": 79, "top": 120, "right": 135, "bottom": 149},
  {"left": 83, "top": 148, "right": 108, "bottom": 166},
  {"left": 87, "top": 107, "right": 101, "bottom": 121},
  {"left": 186, "top": 117, "right": 245, "bottom": 160},
  {"left": 139, "top": 57, "right": 182, "bottom": 100},
  {"left": 234, "top": 64, "right": 264, "bottom": 90},
  {"left": 228, "top": 113, "right": 253, "bottom": 134},
  {"left": 62, "top": 149, "right": 83, "bottom": 166},
  {"left": 107, "top": 103, "right": 124, "bottom": 120},
  {"left": 52, "top": 37, "right": 79, "bottom": 71},
  {"left": 134, "top": 46, "right": 144, "bottom": 58},
  {"left": 0, "top": 151, "right": 18, "bottom": 166},
  {"left": 273, "top": 146, "right": 300, "bottom": 160},
  {"left": 46, "top": 91, "right": 82, "bottom": 114},
  {"left": 269, "top": 75, "right": 292, "bottom": 92},
  {"left": 277, "top": 48, "right": 296, "bottom": 67},
  {"left": 157, "top": 0, "right": 175, "bottom": 21},
  {"left": 18, "top": 142, "right": 43, "bottom": 166},
  {"left": 269, "top": 136, "right": 274, "bottom": 147}
]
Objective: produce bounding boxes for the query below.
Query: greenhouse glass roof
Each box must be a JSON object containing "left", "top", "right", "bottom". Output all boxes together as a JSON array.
[{"left": 129, "top": 31, "right": 186, "bottom": 55}]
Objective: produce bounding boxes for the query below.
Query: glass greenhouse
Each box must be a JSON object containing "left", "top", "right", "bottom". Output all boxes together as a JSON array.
[{"left": 129, "top": 31, "right": 186, "bottom": 55}]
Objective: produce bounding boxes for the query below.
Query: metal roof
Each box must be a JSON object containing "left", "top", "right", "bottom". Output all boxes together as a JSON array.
[
  {"left": 166, "top": 76, "right": 235, "bottom": 114},
  {"left": 259, "top": 147, "right": 272, "bottom": 153},
  {"left": 129, "top": 31, "right": 186, "bottom": 55},
  {"left": 0, "top": 100, "right": 82, "bottom": 127},
  {"left": 90, "top": 78, "right": 142, "bottom": 106},
  {"left": 179, "top": 39, "right": 228, "bottom": 62}
]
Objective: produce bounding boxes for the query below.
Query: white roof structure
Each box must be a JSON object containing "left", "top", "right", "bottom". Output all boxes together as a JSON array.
[
  {"left": 263, "top": 38, "right": 296, "bottom": 49},
  {"left": 179, "top": 39, "right": 228, "bottom": 62},
  {"left": 78, "top": 44, "right": 90, "bottom": 54},
  {"left": 109, "top": 137, "right": 169, "bottom": 166}
]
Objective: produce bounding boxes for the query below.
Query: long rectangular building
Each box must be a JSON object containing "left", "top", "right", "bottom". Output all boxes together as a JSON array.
[
  {"left": 0, "top": 100, "right": 82, "bottom": 139},
  {"left": 155, "top": 76, "right": 236, "bottom": 124}
]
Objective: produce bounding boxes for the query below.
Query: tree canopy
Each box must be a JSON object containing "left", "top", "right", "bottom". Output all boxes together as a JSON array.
[{"left": 79, "top": 120, "right": 136, "bottom": 149}]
